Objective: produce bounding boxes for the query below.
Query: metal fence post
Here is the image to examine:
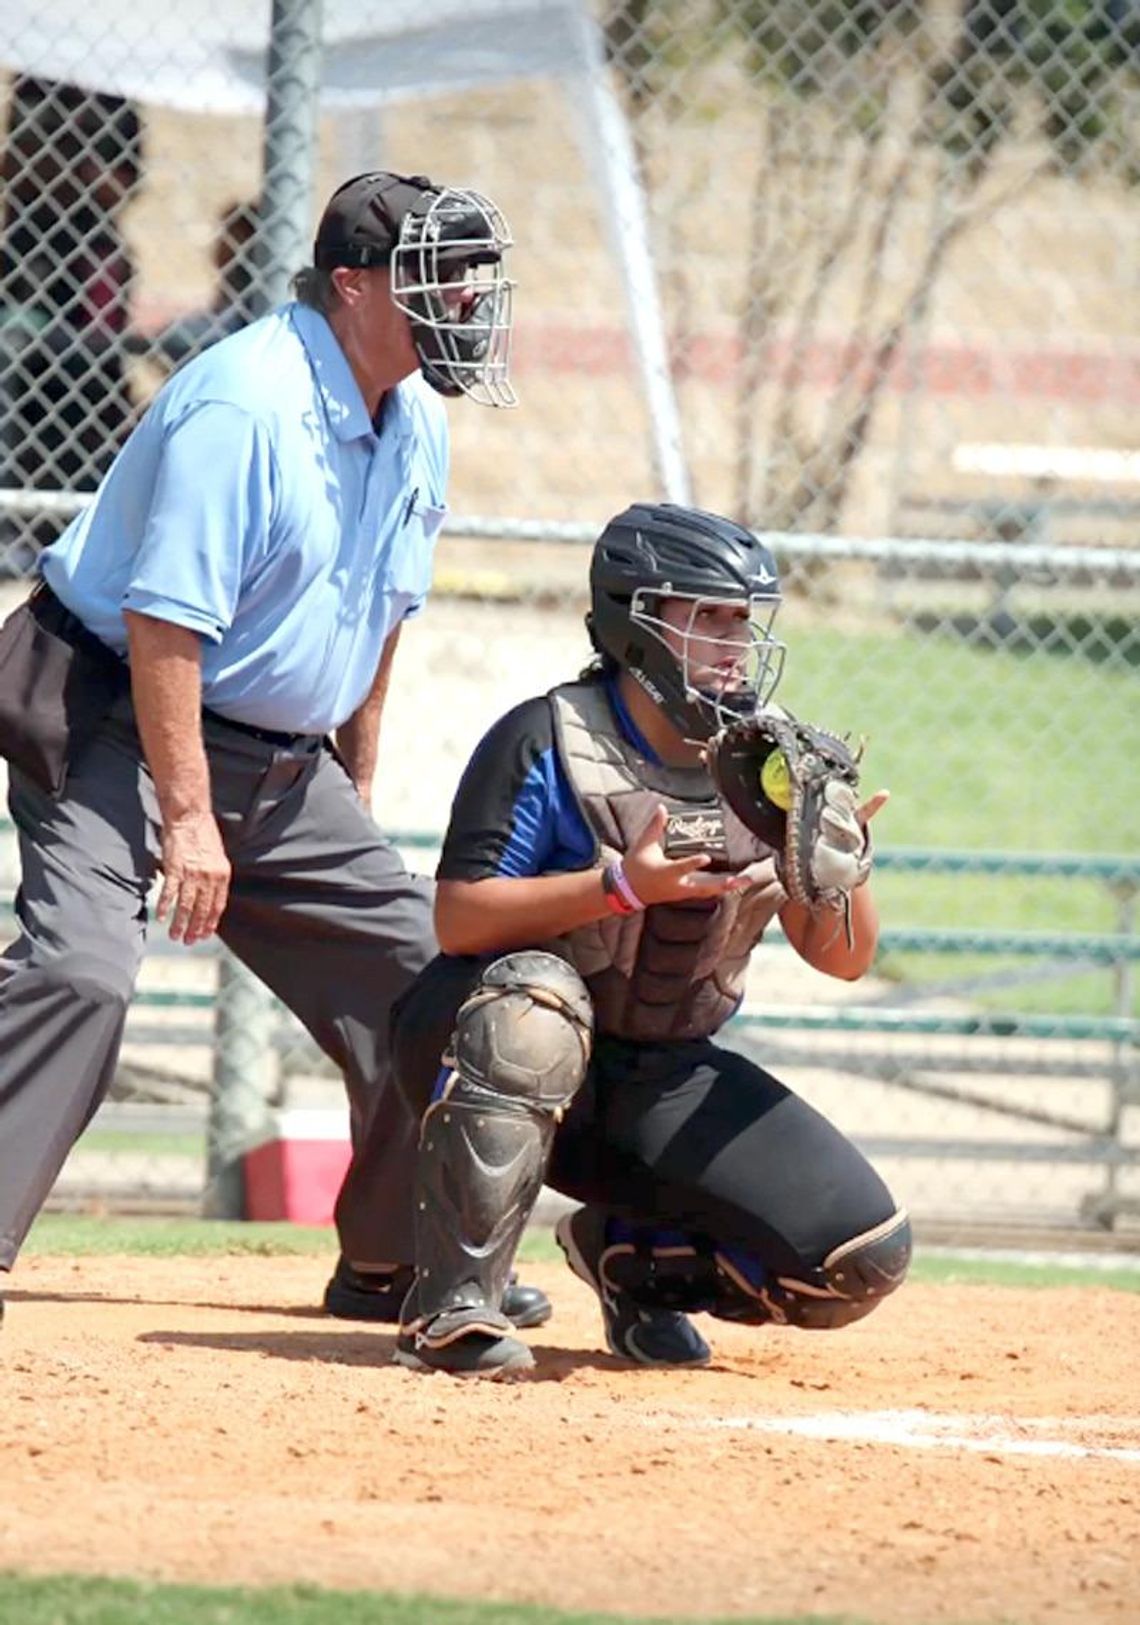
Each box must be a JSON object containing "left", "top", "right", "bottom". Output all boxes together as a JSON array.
[
  {"left": 204, "top": 0, "right": 323, "bottom": 1217},
  {"left": 254, "top": 0, "right": 325, "bottom": 314},
  {"left": 204, "top": 953, "right": 279, "bottom": 1218},
  {"left": 1096, "top": 879, "right": 1139, "bottom": 1229}
]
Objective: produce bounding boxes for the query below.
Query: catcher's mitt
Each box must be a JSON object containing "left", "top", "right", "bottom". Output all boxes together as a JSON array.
[{"left": 707, "top": 708, "right": 872, "bottom": 942}]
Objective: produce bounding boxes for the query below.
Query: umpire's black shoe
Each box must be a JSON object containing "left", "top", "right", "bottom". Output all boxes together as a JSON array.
[
  {"left": 556, "top": 1206, "right": 711, "bottom": 1368},
  {"left": 323, "top": 1257, "right": 551, "bottom": 1329},
  {"left": 500, "top": 1275, "right": 552, "bottom": 1329}
]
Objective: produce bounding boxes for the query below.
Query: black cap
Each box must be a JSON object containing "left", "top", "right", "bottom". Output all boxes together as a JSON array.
[{"left": 313, "top": 170, "right": 439, "bottom": 270}]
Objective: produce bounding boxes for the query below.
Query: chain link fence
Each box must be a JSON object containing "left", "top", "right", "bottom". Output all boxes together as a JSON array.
[{"left": 0, "top": 0, "right": 1137, "bottom": 1234}]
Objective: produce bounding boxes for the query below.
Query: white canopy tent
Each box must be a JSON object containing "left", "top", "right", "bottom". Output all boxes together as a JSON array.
[{"left": 0, "top": 0, "right": 690, "bottom": 500}]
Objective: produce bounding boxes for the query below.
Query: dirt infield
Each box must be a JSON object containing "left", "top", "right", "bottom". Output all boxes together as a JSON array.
[{"left": 1, "top": 1256, "right": 1137, "bottom": 1624}]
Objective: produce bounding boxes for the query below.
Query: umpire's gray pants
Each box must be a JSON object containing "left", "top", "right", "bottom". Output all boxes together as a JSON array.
[{"left": 0, "top": 696, "right": 435, "bottom": 1273}]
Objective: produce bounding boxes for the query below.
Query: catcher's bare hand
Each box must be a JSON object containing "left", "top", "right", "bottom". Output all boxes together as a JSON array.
[
  {"left": 624, "top": 804, "right": 754, "bottom": 905},
  {"left": 156, "top": 812, "right": 232, "bottom": 944},
  {"left": 837, "top": 787, "right": 889, "bottom": 892},
  {"left": 859, "top": 790, "right": 890, "bottom": 827}
]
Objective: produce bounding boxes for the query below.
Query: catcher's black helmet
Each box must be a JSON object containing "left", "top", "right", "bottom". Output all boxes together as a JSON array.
[{"left": 588, "top": 502, "right": 784, "bottom": 741}]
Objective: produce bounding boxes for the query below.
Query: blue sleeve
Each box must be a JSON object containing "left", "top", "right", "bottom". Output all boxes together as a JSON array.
[
  {"left": 438, "top": 697, "right": 594, "bottom": 881},
  {"left": 121, "top": 401, "right": 276, "bottom": 643},
  {"left": 496, "top": 750, "right": 564, "bottom": 877}
]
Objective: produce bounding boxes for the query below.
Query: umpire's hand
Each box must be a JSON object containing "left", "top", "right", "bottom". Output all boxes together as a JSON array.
[{"left": 156, "top": 812, "right": 232, "bottom": 944}]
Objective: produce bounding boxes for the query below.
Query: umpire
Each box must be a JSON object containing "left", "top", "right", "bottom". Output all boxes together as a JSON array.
[{"left": 0, "top": 171, "right": 548, "bottom": 1334}]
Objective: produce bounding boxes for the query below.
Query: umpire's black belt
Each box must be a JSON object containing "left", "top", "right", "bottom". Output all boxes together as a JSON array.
[
  {"left": 201, "top": 706, "right": 322, "bottom": 751},
  {"left": 31, "top": 583, "right": 319, "bottom": 751}
]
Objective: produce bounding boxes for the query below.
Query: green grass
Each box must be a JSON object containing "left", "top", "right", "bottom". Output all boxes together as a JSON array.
[
  {"left": 771, "top": 626, "right": 1140, "bottom": 1019},
  {"left": 23, "top": 1214, "right": 338, "bottom": 1258},
  {"left": 0, "top": 1576, "right": 876, "bottom": 1625},
  {"left": 870, "top": 952, "right": 1135, "bottom": 1019},
  {"left": 784, "top": 626, "right": 1140, "bottom": 855},
  {"left": 81, "top": 1131, "right": 205, "bottom": 1158},
  {"left": 866, "top": 869, "right": 1139, "bottom": 1017},
  {"left": 916, "top": 1251, "right": 1140, "bottom": 1293},
  {"left": 21, "top": 1213, "right": 1140, "bottom": 1291}
]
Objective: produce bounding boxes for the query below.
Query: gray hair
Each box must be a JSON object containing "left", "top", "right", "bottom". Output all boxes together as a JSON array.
[{"left": 291, "top": 265, "right": 337, "bottom": 315}]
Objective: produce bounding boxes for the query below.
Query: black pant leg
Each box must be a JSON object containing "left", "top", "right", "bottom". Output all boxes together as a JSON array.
[
  {"left": 554, "top": 1036, "right": 899, "bottom": 1276},
  {"left": 0, "top": 721, "right": 156, "bottom": 1270},
  {"left": 214, "top": 741, "right": 438, "bottom": 1267}
]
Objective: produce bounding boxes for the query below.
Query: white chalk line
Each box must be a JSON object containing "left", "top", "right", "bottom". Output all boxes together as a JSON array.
[{"left": 656, "top": 1408, "right": 1140, "bottom": 1463}]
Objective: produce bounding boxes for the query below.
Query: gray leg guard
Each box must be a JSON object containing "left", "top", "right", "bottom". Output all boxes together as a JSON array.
[
  {"left": 400, "top": 952, "right": 592, "bottom": 1364},
  {"left": 715, "top": 1209, "right": 913, "bottom": 1329}
]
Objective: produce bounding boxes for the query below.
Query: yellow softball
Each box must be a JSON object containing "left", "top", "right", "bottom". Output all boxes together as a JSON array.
[{"left": 760, "top": 748, "right": 793, "bottom": 811}]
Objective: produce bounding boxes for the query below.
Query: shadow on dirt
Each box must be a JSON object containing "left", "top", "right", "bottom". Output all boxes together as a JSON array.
[
  {"left": 7, "top": 1287, "right": 325, "bottom": 1320},
  {"left": 138, "top": 1327, "right": 398, "bottom": 1365},
  {"left": 137, "top": 1327, "right": 633, "bottom": 1378}
]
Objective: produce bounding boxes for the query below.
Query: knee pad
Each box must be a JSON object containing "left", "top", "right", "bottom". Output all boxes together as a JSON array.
[
  {"left": 715, "top": 1209, "right": 913, "bottom": 1330},
  {"left": 410, "top": 955, "right": 592, "bottom": 1329},
  {"left": 448, "top": 950, "right": 593, "bottom": 1115}
]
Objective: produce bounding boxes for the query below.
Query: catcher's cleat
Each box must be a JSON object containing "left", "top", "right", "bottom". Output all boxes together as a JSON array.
[
  {"left": 323, "top": 1257, "right": 551, "bottom": 1329},
  {"left": 394, "top": 1308, "right": 536, "bottom": 1379},
  {"left": 556, "top": 1206, "right": 711, "bottom": 1369}
]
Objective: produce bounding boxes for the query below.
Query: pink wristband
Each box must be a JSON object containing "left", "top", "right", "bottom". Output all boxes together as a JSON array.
[{"left": 609, "top": 859, "right": 646, "bottom": 913}]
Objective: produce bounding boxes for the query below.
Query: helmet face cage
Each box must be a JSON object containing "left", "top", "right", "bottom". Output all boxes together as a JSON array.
[
  {"left": 628, "top": 588, "right": 786, "bottom": 738},
  {"left": 390, "top": 188, "right": 516, "bottom": 408}
]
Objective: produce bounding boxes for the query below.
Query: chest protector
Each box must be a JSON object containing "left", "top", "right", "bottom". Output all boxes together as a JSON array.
[{"left": 548, "top": 680, "right": 785, "bottom": 1041}]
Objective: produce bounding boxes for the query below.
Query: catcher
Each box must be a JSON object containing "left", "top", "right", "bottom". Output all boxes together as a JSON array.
[{"left": 386, "top": 500, "right": 911, "bottom": 1376}]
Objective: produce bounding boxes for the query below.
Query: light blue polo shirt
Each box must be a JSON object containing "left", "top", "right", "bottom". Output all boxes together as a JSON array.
[{"left": 41, "top": 302, "right": 449, "bottom": 733}]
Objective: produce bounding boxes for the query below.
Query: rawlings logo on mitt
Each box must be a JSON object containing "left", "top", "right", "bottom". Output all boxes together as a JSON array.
[{"left": 707, "top": 708, "right": 873, "bottom": 943}]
